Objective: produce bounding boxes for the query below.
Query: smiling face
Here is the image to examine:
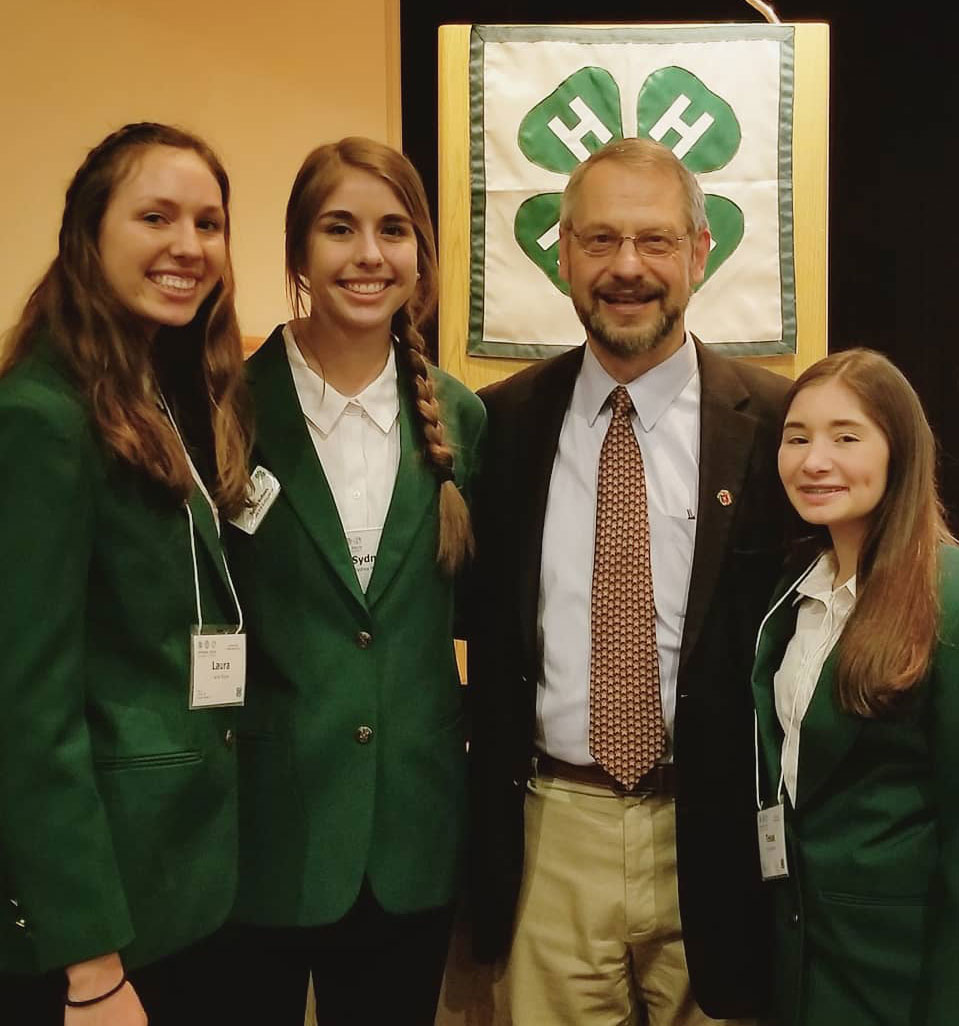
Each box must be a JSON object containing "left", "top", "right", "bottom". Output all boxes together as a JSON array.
[
  {"left": 779, "top": 378, "right": 891, "bottom": 554},
  {"left": 303, "top": 167, "right": 418, "bottom": 341},
  {"left": 97, "top": 145, "right": 226, "bottom": 337},
  {"left": 558, "top": 160, "right": 709, "bottom": 376}
]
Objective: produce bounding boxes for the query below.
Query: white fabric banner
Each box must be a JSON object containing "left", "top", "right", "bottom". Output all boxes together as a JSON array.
[{"left": 468, "top": 25, "right": 796, "bottom": 358}]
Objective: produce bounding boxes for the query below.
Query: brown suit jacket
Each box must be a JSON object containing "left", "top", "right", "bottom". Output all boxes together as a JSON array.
[{"left": 466, "top": 339, "right": 789, "bottom": 1018}]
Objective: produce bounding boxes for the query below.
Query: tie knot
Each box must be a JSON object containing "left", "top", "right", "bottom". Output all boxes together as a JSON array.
[{"left": 609, "top": 386, "right": 634, "bottom": 419}]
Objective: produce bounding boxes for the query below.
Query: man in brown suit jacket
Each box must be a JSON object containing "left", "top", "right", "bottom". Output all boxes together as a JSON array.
[{"left": 467, "top": 138, "right": 789, "bottom": 1025}]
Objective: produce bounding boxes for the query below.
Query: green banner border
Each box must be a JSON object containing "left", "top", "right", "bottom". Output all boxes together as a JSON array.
[{"left": 467, "top": 23, "right": 797, "bottom": 360}]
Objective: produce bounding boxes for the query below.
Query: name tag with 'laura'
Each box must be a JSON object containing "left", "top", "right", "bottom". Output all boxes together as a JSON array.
[
  {"left": 229, "top": 466, "right": 281, "bottom": 535},
  {"left": 190, "top": 627, "right": 246, "bottom": 708},
  {"left": 757, "top": 804, "right": 789, "bottom": 880}
]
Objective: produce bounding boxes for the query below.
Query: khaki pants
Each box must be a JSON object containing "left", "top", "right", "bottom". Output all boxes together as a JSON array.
[{"left": 503, "top": 771, "right": 754, "bottom": 1026}]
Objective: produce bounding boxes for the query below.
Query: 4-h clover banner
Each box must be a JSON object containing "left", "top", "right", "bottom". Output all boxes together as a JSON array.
[{"left": 468, "top": 24, "right": 797, "bottom": 359}]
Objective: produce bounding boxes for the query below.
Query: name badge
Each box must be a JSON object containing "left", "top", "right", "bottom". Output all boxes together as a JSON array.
[
  {"left": 347, "top": 528, "right": 382, "bottom": 592},
  {"left": 757, "top": 804, "right": 789, "bottom": 881},
  {"left": 229, "top": 465, "right": 281, "bottom": 535},
  {"left": 189, "top": 626, "right": 246, "bottom": 708}
]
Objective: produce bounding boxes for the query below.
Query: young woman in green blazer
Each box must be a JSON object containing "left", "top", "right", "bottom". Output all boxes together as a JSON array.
[
  {"left": 0, "top": 123, "right": 251, "bottom": 1025},
  {"left": 224, "top": 138, "right": 485, "bottom": 1025},
  {"left": 752, "top": 349, "right": 959, "bottom": 1025}
]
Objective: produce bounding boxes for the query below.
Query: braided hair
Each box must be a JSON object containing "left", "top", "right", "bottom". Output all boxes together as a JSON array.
[{"left": 285, "top": 137, "right": 473, "bottom": 574}]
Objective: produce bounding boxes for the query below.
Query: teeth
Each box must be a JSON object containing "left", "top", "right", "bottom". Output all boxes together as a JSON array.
[
  {"left": 151, "top": 273, "right": 196, "bottom": 291},
  {"left": 342, "top": 281, "right": 388, "bottom": 294}
]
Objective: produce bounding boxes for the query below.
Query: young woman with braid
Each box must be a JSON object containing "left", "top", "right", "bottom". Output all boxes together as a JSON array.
[
  {"left": 223, "top": 137, "right": 485, "bottom": 1025},
  {"left": 0, "top": 123, "right": 251, "bottom": 1025}
]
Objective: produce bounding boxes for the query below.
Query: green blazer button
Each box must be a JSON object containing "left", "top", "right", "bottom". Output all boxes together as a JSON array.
[
  {"left": 355, "top": 631, "right": 373, "bottom": 649},
  {"left": 355, "top": 726, "right": 374, "bottom": 744}
]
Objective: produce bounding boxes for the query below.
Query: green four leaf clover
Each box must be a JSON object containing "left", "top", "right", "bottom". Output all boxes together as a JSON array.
[{"left": 513, "top": 66, "right": 745, "bottom": 294}]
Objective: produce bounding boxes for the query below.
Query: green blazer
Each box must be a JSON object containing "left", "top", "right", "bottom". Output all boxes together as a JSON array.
[
  {"left": 228, "top": 327, "right": 486, "bottom": 926},
  {"left": 0, "top": 337, "right": 239, "bottom": 974},
  {"left": 752, "top": 545, "right": 959, "bottom": 1026}
]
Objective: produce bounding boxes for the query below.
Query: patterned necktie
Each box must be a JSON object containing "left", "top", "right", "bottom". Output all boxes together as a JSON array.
[{"left": 589, "top": 385, "right": 666, "bottom": 788}]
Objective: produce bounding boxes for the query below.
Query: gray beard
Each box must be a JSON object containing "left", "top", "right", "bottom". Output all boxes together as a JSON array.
[{"left": 575, "top": 296, "right": 682, "bottom": 358}]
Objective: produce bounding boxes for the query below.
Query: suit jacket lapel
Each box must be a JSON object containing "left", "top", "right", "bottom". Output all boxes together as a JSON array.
[
  {"left": 187, "top": 489, "right": 232, "bottom": 604},
  {"left": 795, "top": 650, "right": 864, "bottom": 808},
  {"left": 680, "top": 341, "right": 758, "bottom": 672},
  {"left": 247, "top": 328, "right": 366, "bottom": 613},
  {"left": 751, "top": 570, "right": 865, "bottom": 810},
  {"left": 517, "top": 347, "right": 585, "bottom": 672},
  {"left": 751, "top": 586, "right": 802, "bottom": 801},
  {"left": 364, "top": 387, "right": 434, "bottom": 608}
]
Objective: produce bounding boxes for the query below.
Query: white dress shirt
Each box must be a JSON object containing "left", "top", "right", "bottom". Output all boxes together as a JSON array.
[
  {"left": 537, "top": 337, "right": 701, "bottom": 764},
  {"left": 283, "top": 324, "right": 400, "bottom": 591},
  {"left": 773, "top": 551, "right": 857, "bottom": 804}
]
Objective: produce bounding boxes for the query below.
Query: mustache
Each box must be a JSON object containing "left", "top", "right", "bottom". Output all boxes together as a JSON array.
[{"left": 594, "top": 280, "right": 666, "bottom": 303}]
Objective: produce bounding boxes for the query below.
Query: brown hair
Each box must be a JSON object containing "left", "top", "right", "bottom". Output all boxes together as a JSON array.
[
  {"left": 784, "top": 349, "right": 953, "bottom": 715},
  {"left": 560, "top": 136, "right": 708, "bottom": 236},
  {"left": 1, "top": 122, "right": 251, "bottom": 516},
  {"left": 285, "top": 137, "right": 472, "bottom": 573}
]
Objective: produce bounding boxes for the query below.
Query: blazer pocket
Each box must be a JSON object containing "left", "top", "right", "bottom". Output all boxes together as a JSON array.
[
  {"left": 95, "top": 750, "right": 203, "bottom": 772},
  {"left": 820, "top": 889, "right": 927, "bottom": 907}
]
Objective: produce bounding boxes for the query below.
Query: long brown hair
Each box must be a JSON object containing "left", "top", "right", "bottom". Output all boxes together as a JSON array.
[
  {"left": 784, "top": 349, "right": 953, "bottom": 715},
  {"left": 1, "top": 122, "right": 251, "bottom": 516},
  {"left": 285, "top": 137, "right": 473, "bottom": 573}
]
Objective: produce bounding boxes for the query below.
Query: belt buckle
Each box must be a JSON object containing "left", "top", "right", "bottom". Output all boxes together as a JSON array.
[{"left": 629, "top": 764, "right": 666, "bottom": 795}]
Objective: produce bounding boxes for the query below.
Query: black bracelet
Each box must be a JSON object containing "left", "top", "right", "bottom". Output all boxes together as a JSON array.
[{"left": 64, "top": 972, "right": 128, "bottom": 1008}]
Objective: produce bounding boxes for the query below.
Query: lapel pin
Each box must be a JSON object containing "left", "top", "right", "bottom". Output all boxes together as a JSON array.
[{"left": 716, "top": 489, "right": 733, "bottom": 507}]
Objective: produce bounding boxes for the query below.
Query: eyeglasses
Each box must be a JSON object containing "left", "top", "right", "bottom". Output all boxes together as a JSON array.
[{"left": 569, "top": 228, "right": 688, "bottom": 259}]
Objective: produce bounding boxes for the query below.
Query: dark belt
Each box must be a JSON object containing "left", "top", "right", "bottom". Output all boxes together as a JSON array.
[{"left": 534, "top": 752, "right": 676, "bottom": 795}]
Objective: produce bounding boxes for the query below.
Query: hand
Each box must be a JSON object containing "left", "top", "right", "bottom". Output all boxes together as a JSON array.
[{"left": 64, "top": 953, "right": 147, "bottom": 1026}]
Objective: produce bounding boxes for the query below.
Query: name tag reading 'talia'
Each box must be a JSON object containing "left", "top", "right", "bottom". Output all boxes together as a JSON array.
[{"left": 190, "top": 626, "right": 246, "bottom": 709}]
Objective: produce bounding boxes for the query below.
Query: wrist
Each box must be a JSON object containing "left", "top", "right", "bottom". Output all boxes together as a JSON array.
[{"left": 65, "top": 952, "right": 125, "bottom": 1002}]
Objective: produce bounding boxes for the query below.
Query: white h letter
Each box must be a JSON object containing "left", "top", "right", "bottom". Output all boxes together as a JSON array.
[
  {"left": 547, "top": 97, "right": 613, "bottom": 161},
  {"left": 648, "top": 95, "right": 714, "bottom": 159}
]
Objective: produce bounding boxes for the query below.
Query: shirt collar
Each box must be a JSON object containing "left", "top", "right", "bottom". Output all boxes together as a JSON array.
[
  {"left": 796, "top": 550, "right": 858, "bottom": 604},
  {"left": 578, "top": 332, "right": 698, "bottom": 431},
  {"left": 283, "top": 323, "right": 399, "bottom": 436}
]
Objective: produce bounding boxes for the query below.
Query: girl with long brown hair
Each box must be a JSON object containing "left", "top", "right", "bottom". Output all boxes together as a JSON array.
[
  {"left": 224, "top": 137, "right": 485, "bottom": 1024},
  {"left": 752, "top": 348, "right": 959, "bottom": 1025},
  {"left": 0, "top": 122, "right": 251, "bottom": 1025}
]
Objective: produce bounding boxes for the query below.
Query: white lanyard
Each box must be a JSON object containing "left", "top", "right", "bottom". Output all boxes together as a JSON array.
[
  {"left": 752, "top": 558, "right": 819, "bottom": 813},
  {"left": 753, "top": 560, "right": 821, "bottom": 881},
  {"left": 159, "top": 393, "right": 244, "bottom": 634}
]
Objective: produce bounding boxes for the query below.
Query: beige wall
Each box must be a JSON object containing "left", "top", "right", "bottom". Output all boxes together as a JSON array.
[{"left": 0, "top": 0, "right": 401, "bottom": 340}]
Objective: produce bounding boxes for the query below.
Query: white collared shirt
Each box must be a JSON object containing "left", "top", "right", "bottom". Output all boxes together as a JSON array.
[
  {"left": 773, "top": 551, "right": 857, "bottom": 803},
  {"left": 537, "top": 336, "right": 701, "bottom": 764},
  {"left": 283, "top": 324, "right": 400, "bottom": 590}
]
